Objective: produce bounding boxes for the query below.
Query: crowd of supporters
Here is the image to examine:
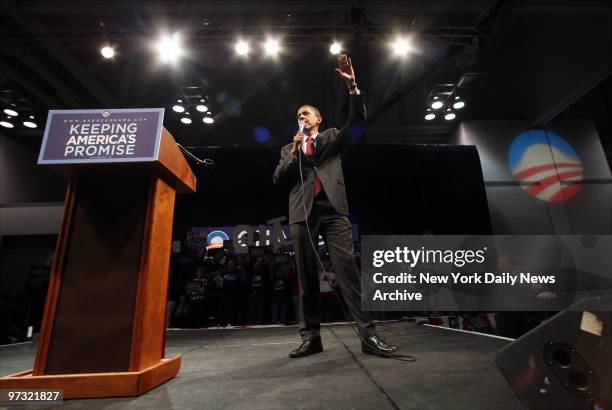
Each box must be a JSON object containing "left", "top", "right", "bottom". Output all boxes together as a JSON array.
[{"left": 166, "top": 242, "right": 351, "bottom": 328}]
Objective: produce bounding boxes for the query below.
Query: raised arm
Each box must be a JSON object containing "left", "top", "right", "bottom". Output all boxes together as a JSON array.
[
  {"left": 334, "top": 54, "right": 366, "bottom": 148},
  {"left": 335, "top": 54, "right": 358, "bottom": 92}
]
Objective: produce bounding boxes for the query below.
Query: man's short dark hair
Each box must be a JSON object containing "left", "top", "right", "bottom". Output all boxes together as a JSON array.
[{"left": 299, "top": 105, "right": 321, "bottom": 119}]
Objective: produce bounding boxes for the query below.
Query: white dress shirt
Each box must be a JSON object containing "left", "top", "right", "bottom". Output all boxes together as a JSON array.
[{"left": 301, "top": 132, "right": 318, "bottom": 155}]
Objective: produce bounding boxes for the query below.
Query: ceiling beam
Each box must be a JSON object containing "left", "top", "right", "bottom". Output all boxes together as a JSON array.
[
  {"left": 0, "top": 58, "right": 59, "bottom": 107},
  {"left": 7, "top": 9, "right": 118, "bottom": 108},
  {"left": 533, "top": 65, "right": 612, "bottom": 127},
  {"left": 0, "top": 46, "right": 82, "bottom": 108},
  {"left": 366, "top": 0, "right": 512, "bottom": 126},
  {"left": 3, "top": 1, "right": 608, "bottom": 15},
  {"left": 0, "top": 1, "right": 503, "bottom": 15}
]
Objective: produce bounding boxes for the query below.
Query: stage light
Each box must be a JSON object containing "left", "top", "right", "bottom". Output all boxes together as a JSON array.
[
  {"left": 101, "top": 46, "right": 115, "bottom": 59},
  {"left": 264, "top": 39, "right": 280, "bottom": 56},
  {"left": 203, "top": 116, "right": 214, "bottom": 124},
  {"left": 180, "top": 111, "right": 191, "bottom": 124},
  {"left": 3, "top": 108, "right": 18, "bottom": 116},
  {"left": 196, "top": 104, "right": 208, "bottom": 112},
  {"left": 453, "top": 98, "right": 465, "bottom": 109},
  {"left": 391, "top": 37, "right": 411, "bottom": 57},
  {"left": 235, "top": 40, "right": 250, "bottom": 56},
  {"left": 425, "top": 113, "right": 435, "bottom": 121},
  {"left": 253, "top": 126, "right": 270, "bottom": 143},
  {"left": 0, "top": 121, "right": 14, "bottom": 128},
  {"left": 444, "top": 111, "right": 456, "bottom": 121},
  {"left": 172, "top": 104, "right": 185, "bottom": 113},
  {"left": 156, "top": 33, "right": 183, "bottom": 64},
  {"left": 329, "top": 42, "right": 342, "bottom": 55},
  {"left": 25, "top": 115, "right": 37, "bottom": 127},
  {"left": 431, "top": 100, "right": 444, "bottom": 110}
]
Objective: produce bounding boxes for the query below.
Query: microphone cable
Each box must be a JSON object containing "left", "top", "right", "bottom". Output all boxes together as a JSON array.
[
  {"left": 296, "top": 136, "right": 415, "bottom": 362},
  {"left": 176, "top": 143, "right": 216, "bottom": 167}
]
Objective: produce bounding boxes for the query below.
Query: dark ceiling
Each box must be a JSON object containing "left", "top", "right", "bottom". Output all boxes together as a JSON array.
[{"left": 1, "top": 0, "right": 611, "bottom": 149}]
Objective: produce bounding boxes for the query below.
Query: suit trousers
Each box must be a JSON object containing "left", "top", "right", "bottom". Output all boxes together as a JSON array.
[{"left": 290, "top": 194, "right": 375, "bottom": 341}]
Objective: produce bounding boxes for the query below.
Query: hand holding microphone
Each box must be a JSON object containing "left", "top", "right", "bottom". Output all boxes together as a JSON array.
[{"left": 291, "top": 121, "right": 306, "bottom": 157}]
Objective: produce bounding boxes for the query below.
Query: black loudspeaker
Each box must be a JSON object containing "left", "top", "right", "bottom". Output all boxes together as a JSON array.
[{"left": 496, "top": 295, "right": 612, "bottom": 410}]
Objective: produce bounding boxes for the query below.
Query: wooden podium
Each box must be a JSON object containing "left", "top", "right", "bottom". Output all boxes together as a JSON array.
[{"left": 0, "top": 127, "right": 196, "bottom": 399}]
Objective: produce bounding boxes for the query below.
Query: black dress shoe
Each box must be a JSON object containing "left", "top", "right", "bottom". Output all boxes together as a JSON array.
[
  {"left": 289, "top": 337, "right": 323, "bottom": 358},
  {"left": 361, "top": 335, "right": 397, "bottom": 356}
]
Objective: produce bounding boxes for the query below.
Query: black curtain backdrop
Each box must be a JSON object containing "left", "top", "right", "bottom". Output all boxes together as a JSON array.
[{"left": 173, "top": 144, "right": 492, "bottom": 237}]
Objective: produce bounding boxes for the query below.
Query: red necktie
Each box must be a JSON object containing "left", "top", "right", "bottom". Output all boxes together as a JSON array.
[{"left": 306, "top": 136, "right": 321, "bottom": 196}]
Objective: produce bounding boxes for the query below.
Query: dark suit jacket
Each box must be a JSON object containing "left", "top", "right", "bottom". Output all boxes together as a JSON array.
[{"left": 273, "top": 93, "right": 366, "bottom": 225}]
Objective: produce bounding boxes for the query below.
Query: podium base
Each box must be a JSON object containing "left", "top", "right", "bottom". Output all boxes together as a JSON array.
[{"left": 0, "top": 356, "right": 181, "bottom": 399}]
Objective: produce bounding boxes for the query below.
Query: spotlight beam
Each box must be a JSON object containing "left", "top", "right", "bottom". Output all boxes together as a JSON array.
[
  {"left": 366, "top": 48, "right": 467, "bottom": 126},
  {"left": 391, "top": 37, "right": 412, "bottom": 57},
  {"left": 264, "top": 38, "right": 280, "bottom": 56},
  {"left": 156, "top": 33, "right": 183, "bottom": 64},
  {"left": 101, "top": 46, "right": 114, "bottom": 59},
  {"left": 329, "top": 42, "right": 342, "bottom": 55},
  {"left": 235, "top": 40, "right": 250, "bottom": 56},
  {"left": 205, "top": 44, "right": 315, "bottom": 140}
]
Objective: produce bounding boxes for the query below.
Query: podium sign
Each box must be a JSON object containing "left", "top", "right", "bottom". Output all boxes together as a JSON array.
[{"left": 38, "top": 108, "right": 164, "bottom": 164}]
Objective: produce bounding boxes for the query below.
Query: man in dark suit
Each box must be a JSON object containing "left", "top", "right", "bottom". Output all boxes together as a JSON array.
[{"left": 273, "top": 54, "right": 397, "bottom": 358}]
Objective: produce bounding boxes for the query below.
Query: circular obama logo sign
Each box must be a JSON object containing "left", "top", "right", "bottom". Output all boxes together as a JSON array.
[
  {"left": 508, "top": 130, "right": 582, "bottom": 203},
  {"left": 206, "top": 230, "right": 229, "bottom": 250}
]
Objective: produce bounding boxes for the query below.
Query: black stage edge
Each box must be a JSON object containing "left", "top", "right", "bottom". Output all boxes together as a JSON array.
[{"left": 0, "top": 322, "right": 525, "bottom": 409}]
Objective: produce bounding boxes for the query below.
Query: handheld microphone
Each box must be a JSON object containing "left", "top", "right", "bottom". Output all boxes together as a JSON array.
[{"left": 298, "top": 121, "right": 305, "bottom": 134}]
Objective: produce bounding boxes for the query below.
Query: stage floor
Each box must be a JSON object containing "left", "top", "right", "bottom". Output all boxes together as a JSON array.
[{"left": 0, "top": 322, "right": 526, "bottom": 409}]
